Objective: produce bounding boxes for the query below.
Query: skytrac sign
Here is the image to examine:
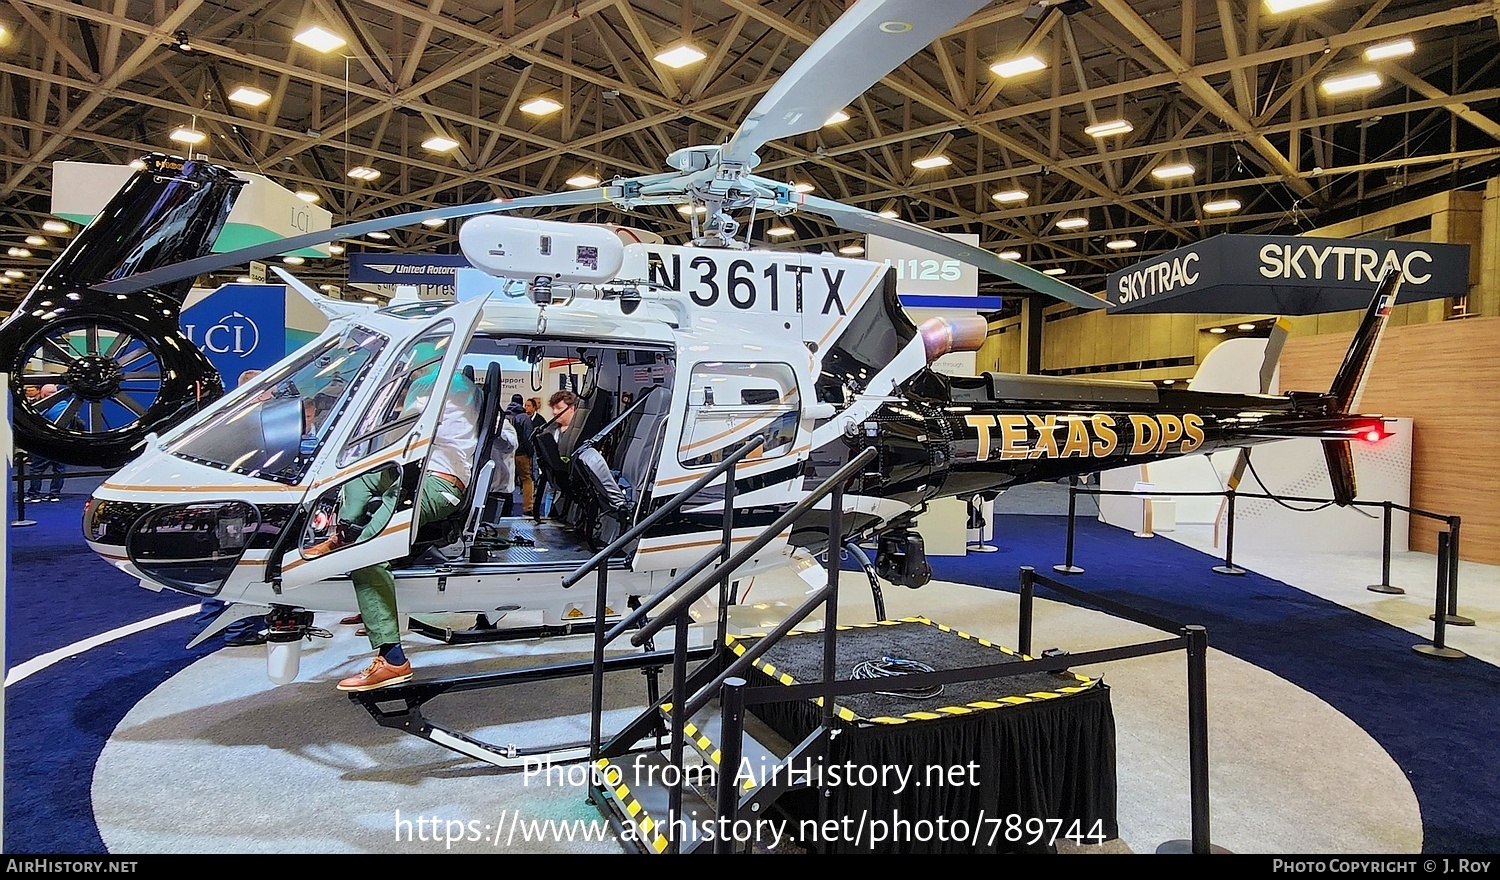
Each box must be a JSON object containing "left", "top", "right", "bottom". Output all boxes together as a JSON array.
[{"left": 1105, "top": 234, "right": 1468, "bottom": 314}]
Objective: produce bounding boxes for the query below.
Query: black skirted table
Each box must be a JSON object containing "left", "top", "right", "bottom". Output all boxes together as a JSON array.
[{"left": 729, "top": 618, "right": 1119, "bottom": 853}]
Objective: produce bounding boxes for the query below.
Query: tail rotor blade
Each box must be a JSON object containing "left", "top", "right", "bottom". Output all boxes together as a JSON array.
[
  {"left": 791, "top": 193, "right": 1106, "bottom": 309},
  {"left": 93, "top": 189, "right": 617, "bottom": 296},
  {"left": 1258, "top": 317, "right": 1291, "bottom": 394}
]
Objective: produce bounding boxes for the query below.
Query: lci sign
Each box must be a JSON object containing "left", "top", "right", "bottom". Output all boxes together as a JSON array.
[
  {"left": 1105, "top": 234, "right": 1470, "bottom": 314},
  {"left": 181, "top": 284, "right": 288, "bottom": 383}
]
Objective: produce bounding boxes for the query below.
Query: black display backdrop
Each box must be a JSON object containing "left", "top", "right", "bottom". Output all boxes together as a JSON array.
[{"left": 736, "top": 621, "right": 1119, "bottom": 853}]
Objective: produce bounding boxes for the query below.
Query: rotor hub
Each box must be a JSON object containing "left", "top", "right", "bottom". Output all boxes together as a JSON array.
[{"left": 66, "top": 355, "right": 124, "bottom": 400}]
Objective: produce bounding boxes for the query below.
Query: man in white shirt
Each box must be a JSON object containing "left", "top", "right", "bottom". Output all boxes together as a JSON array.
[{"left": 323, "top": 357, "right": 480, "bottom": 691}]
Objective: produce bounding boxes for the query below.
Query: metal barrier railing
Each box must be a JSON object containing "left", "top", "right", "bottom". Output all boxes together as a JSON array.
[
  {"left": 1054, "top": 481, "right": 1469, "bottom": 661},
  {"left": 708, "top": 564, "right": 1221, "bottom": 854}
]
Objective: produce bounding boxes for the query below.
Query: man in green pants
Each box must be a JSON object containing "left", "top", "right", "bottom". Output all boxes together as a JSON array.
[{"left": 319, "top": 351, "right": 480, "bottom": 692}]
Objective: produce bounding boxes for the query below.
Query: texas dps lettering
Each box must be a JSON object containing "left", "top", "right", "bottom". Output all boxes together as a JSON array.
[{"left": 964, "top": 413, "right": 1206, "bottom": 462}]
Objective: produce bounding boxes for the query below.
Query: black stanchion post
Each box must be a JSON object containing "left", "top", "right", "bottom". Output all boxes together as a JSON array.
[
  {"left": 589, "top": 565, "right": 608, "bottom": 766},
  {"left": 1018, "top": 566, "right": 1035, "bottom": 658},
  {"left": 1053, "top": 477, "right": 1085, "bottom": 574},
  {"left": 1439, "top": 517, "right": 1474, "bottom": 626},
  {"left": 1366, "top": 500, "right": 1404, "bottom": 595},
  {"left": 1212, "top": 490, "right": 1245, "bottom": 576},
  {"left": 714, "top": 677, "right": 747, "bottom": 854},
  {"left": 668, "top": 614, "right": 689, "bottom": 852},
  {"left": 1158, "top": 625, "right": 1229, "bottom": 854},
  {"left": 1414, "top": 531, "right": 1465, "bottom": 660},
  {"left": 11, "top": 451, "right": 35, "bottom": 527}
]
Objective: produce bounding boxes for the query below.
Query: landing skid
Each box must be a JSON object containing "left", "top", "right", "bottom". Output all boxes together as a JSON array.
[
  {"left": 408, "top": 613, "right": 616, "bottom": 645},
  {"left": 346, "top": 647, "right": 714, "bottom": 769}
]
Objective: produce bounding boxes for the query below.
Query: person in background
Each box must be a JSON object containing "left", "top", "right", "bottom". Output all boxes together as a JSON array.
[
  {"left": 507, "top": 393, "right": 535, "bottom": 517},
  {"left": 526, "top": 396, "right": 546, "bottom": 515},
  {"left": 23, "top": 384, "right": 69, "bottom": 503},
  {"left": 482, "top": 404, "right": 518, "bottom": 522}
]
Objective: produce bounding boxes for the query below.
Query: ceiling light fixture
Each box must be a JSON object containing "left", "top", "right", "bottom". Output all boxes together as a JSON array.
[
  {"left": 294, "top": 26, "right": 346, "bottom": 54},
  {"left": 767, "top": 225, "right": 795, "bottom": 237},
  {"left": 173, "top": 30, "right": 192, "bottom": 52},
  {"left": 295, "top": 190, "right": 320, "bottom": 203},
  {"left": 877, "top": 208, "right": 900, "bottom": 219},
  {"left": 911, "top": 154, "right": 952, "bottom": 170},
  {"left": 169, "top": 127, "right": 206, "bottom": 146},
  {"left": 1055, "top": 216, "right": 1089, "bottom": 230},
  {"left": 367, "top": 231, "right": 390, "bottom": 240},
  {"left": 1084, "top": 119, "right": 1133, "bottom": 138},
  {"left": 1321, "top": 70, "right": 1382, "bottom": 96},
  {"left": 41, "top": 220, "right": 70, "bottom": 234},
  {"left": 990, "top": 54, "right": 1046, "bottom": 78},
  {"left": 1106, "top": 238, "right": 1138, "bottom": 250},
  {"left": 129, "top": 159, "right": 146, "bottom": 169},
  {"left": 1264, "top": 0, "right": 1330, "bottom": 13},
  {"left": 347, "top": 166, "right": 380, "bottom": 181},
  {"left": 328, "top": 244, "right": 345, "bottom": 255},
  {"left": 677, "top": 204, "right": 708, "bottom": 215},
  {"left": 1364, "top": 39, "right": 1415, "bottom": 62},
  {"left": 362, "top": 296, "right": 379, "bottom": 303},
  {"left": 566, "top": 172, "right": 601, "bottom": 188},
  {"left": 997, "top": 250, "right": 1022, "bottom": 261},
  {"left": 1203, "top": 197, "right": 1243, "bottom": 214},
  {"left": 228, "top": 86, "right": 271, "bottom": 107},
  {"left": 654, "top": 43, "right": 707, "bottom": 68},
  {"left": 235, "top": 276, "right": 253, "bottom": 284},
  {"left": 421, "top": 135, "right": 460, "bottom": 153},
  {"left": 24, "top": 235, "right": 45, "bottom": 246},
  {"left": 1209, "top": 326, "right": 1228, "bottom": 334},
  {"left": 7, "top": 247, "right": 30, "bottom": 258},
  {"left": 1151, "top": 162, "right": 1195, "bottom": 181},
  {"left": 519, "top": 97, "right": 563, "bottom": 116},
  {"left": 992, "top": 189, "right": 1028, "bottom": 204},
  {"left": 839, "top": 244, "right": 865, "bottom": 255},
  {"left": 1043, "top": 267, "right": 1067, "bottom": 276},
  {"left": 791, "top": 182, "right": 814, "bottom": 193},
  {"left": 823, "top": 110, "right": 851, "bottom": 126},
  {"left": 4, "top": 269, "right": 23, "bottom": 278},
  {"left": 283, "top": 255, "right": 304, "bottom": 265},
  {"left": 421, "top": 218, "right": 446, "bottom": 227},
  {"left": 1237, "top": 323, "right": 1257, "bottom": 331}
]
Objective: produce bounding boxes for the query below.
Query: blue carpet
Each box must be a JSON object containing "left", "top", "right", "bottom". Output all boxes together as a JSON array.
[
  {"left": 6, "top": 491, "right": 213, "bottom": 853},
  {"left": 926, "top": 514, "right": 1500, "bottom": 854}
]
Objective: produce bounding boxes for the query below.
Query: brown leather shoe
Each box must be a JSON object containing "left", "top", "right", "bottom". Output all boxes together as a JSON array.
[
  {"left": 339, "top": 614, "right": 363, "bottom": 626},
  {"left": 336, "top": 656, "right": 413, "bottom": 691}
]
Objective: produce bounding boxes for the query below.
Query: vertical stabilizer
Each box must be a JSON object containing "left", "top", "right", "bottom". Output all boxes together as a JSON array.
[{"left": 1328, "top": 267, "right": 1403, "bottom": 415}]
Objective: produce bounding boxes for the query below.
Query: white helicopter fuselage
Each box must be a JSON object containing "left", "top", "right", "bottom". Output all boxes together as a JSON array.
[{"left": 82, "top": 242, "right": 943, "bottom": 632}]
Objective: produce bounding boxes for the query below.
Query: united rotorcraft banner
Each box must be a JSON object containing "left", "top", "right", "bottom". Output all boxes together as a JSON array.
[
  {"left": 1105, "top": 234, "right": 1469, "bottom": 314},
  {"left": 348, "top": 253, "right": 472, "bottom": 291}
]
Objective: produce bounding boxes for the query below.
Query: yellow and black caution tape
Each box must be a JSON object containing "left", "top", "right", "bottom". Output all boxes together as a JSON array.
[
  {"left": 594, "top": 757, "right": 670, "bottom": 854},
  {"left": 724, "top": 617, "right": 1098, "bottom": 726}
]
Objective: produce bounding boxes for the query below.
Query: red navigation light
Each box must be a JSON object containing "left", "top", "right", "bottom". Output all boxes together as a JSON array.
[{"left": 1365, "top": 430, "right": 1382, "bottom": 443}]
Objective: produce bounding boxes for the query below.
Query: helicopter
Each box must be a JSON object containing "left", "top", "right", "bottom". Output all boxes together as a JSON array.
[{"left": 61, "top": 0, "right": 1397, "bottom": 687}]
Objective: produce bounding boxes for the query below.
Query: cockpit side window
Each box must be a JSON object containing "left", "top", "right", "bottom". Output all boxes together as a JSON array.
[
  {"left": 165, "top": 326, "right": 386, "bottom": 484},
  {"left": 338, "top": 322, "right": 455, "bottom": 467},
  {"left": 678, "top": 362, "right": 799, "bottom": 468}
]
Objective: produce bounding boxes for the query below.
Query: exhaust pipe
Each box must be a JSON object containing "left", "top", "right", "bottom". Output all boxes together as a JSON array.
[{"left": 919, "top": 315, "right": 988, "bottom": 363}]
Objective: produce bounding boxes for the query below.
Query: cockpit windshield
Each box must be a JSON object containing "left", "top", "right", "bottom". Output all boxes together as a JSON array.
[{"left": 166, "top": 326, "right": 387, "bottom": 484}]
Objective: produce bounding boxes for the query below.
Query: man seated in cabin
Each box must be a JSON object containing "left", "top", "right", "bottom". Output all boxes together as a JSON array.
[
  {"left": 310, "top": 346, "right": 481, "bottom": 692},
  {"left": 533, "top": 389, "right": 578, "bottom": 519}
]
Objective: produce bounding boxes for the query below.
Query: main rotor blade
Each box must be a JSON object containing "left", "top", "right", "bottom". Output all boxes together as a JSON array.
[
  {"left": 93, "top": 189, "right": 616, "bottom": 295},
  {"left": 721, "top": 0, "right": 987, "bottom": 168},
  {"left": 793, "top": 194, "right": 1107, "bottom": 310}
]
